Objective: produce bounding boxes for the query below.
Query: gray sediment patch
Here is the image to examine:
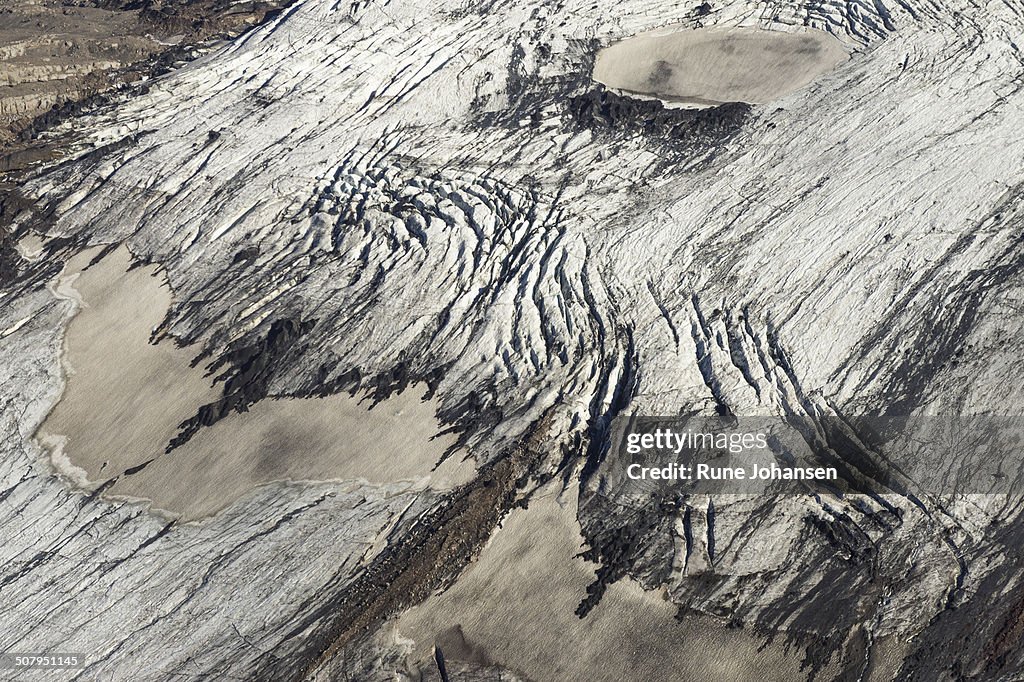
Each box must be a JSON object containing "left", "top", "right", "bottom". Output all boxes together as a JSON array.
[
  {"left": 39, "top": 245, "right": 222, "bottom": 493},
  {"left": 396, "top": 482, "right": 829, "bottom": 681},
  {"left": 114, "top": 389, "right": 476, "bottom": 521},
  {"left": 36, "top": 246, "right": 475, "bottom": 521},
  {"left": 593, "top": 26, "right": 849, "bottom": 107}
]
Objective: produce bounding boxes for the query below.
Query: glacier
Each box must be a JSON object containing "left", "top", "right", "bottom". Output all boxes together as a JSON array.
[{"left": 2, "top": 0, "right": 1024, "bottom": 678}]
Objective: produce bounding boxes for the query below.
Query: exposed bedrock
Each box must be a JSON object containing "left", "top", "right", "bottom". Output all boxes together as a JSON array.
[{"left": 2, "top": 0, "right": 1024, "bottom": 678}]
